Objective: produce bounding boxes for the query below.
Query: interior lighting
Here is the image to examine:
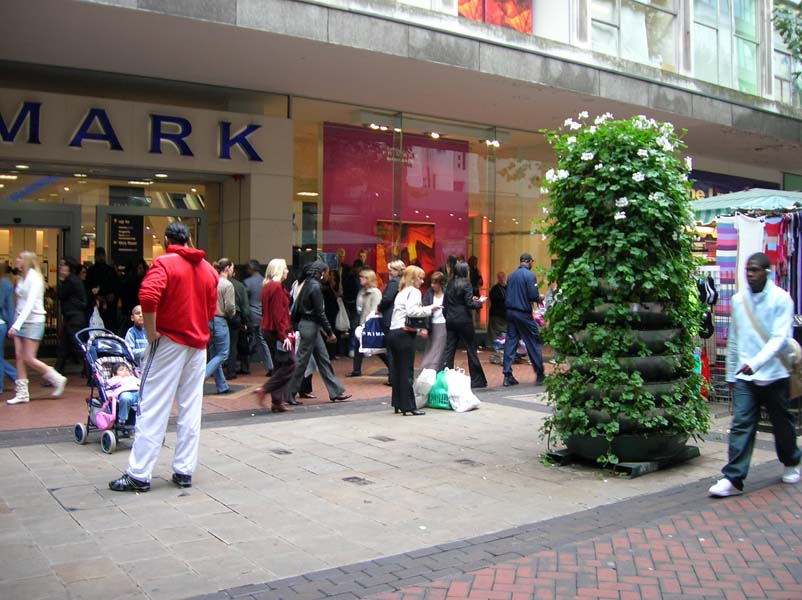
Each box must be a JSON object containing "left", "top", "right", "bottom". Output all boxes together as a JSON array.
[
  {"left": 73, "top": 173, "right": 87, "bottom": 178},
  {"left": 190, "top": 188, "right": 197, "bottom": 193},
  {"left": 369, "top": 123, "right": 380, "bottom": 130},
  {"left": 128, "top": 180, "right": 153, "bottom": 185},
  {"left": 429, "top": 132, "right": 440, "bottom": 139},
  {"left": 0, "top": 175, "right": 18, "bottom": 180},
  {"left": 484, "top": 140, "right": 501, "bottom": 148},
  {"left": 15, "top": 164, "right": 29, "bottom": 170},
  {"left": 63, "top": 187, "right": 70, "bottom": 191},
  {"left": 0, "top": 184, "right": 4, "bottom": 189},
  {"left": 154, "top": 173, "right": 168, "bottom": 178},
  {"left": 394, "top": 128, "right": 402, "bottom": 133},
  {"left": 296, "top": 192, "right": 319, "bottom": 197}
]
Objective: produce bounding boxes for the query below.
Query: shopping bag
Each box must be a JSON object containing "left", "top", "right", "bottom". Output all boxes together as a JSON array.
[
  {"left": 428, "top": 369, "right": 451, "bottom": 410},
  {"left": 335, "top": 297, "right": 350, "bottom": 332},
  {"left": 89, "top": 305, "right": 105, "bottom": 329},
  {"left": 445, "top": 367, "right": 480, "bottom": 412},
  {"left": 414, "top": 368, "right": 437, "bottom": 409},
  {"left": 359, "top": 315, "right": 386, "bottom": 355}
]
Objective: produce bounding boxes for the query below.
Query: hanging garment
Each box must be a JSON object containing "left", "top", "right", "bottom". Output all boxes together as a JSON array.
[{"left": 735, "top": 213, "right": 765, "bottom": 293}]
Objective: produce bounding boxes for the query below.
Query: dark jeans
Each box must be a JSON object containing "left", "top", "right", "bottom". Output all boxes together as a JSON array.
[
  {"left": 260, "top": 334, "right": 295, "bottom": 406},
  {"left": 352, "top": 343, "right": 389, "bottom": 374},
  {"left": 288, "top": 320, "right": 344, "bottom": 400},
  {"left": 55, "top": 319, "right": 87, "bottom": 374},
  {"left": 723, "top": 378, "right": 802, "bottom": 489},
  {"left": 502, "top": 309, "right": 544, "bottom": 380},
  {"left": 439, "top": 320, "right": 487, "bottom": 387},
  {"left": 387, "top": 328, "right": 417, "bottom": 412},
  {"left": 226, "top": 322, "right": 241, "bottom": 378}
]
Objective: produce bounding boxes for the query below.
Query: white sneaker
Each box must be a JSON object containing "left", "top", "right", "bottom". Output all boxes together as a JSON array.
[
  {"left": 50, "top": 372, "right": 67, "bottom": 397},
  {"left": 708, "top": 478, "right": 742, "bottom": 497},
  {"left": 782, "top": 465, "right": 801, "bottom": 484},
  {"left": 6, "top": 395, "right": 29, "bottom": 405}
]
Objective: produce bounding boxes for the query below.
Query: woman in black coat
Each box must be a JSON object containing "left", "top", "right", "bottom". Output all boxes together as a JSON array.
[{"left": 439, "top": 261, "right": 488, "bottom": 388}]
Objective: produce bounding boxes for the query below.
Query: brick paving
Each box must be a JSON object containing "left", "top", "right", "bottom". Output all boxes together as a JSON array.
[{"left": 203, "top": 461, "right": 802, "bottom": 600}]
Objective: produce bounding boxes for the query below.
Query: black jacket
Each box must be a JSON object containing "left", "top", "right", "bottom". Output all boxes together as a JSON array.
[
  {"left": 292, "top": 279, "right": 333, "bottom": 336},
  {"left": 378, "top": 276, "right": 400, "bottom": 330},
  {"left": 443, "top": 278, "right": 482, "bottom": 327},
  {"left": 58, "top": 274, "right": 88, "bottom": 326},
  {"left": 489, "top": 283, "right": 507, "bottom": 318}
]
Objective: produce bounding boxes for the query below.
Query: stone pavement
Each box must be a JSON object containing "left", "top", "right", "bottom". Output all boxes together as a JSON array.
[{"left": 0, "top": 383, "right": 799, "bottom": 600}]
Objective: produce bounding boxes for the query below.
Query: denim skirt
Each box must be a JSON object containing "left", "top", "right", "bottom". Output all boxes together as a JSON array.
[{"left": 17, "top": 320, "right": 45, "bottom": 341}]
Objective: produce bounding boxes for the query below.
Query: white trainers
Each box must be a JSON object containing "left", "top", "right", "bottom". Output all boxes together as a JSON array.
[
  {"left": 782, "top": 465, "right": 801, "bottom": 484},
  {"left": 708, "top": 478, "right": 742, "bottom": 497},
  {"left": 49, "top": 372, "right": 67, "bottom": 397},
  {"left": 6, "top": 395, "right": 29, "bottom": 405}
]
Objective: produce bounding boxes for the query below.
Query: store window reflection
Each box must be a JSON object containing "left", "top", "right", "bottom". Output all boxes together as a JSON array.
[
  {"left": 291, "top": 97, "right": 553, "bottom": 328},
  {"left": 591, "top": 0, "right": 678, "bottom": 72}
]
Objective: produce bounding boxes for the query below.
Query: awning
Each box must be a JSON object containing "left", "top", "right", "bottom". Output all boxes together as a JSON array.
[{"left": 691, "top": 188, "right": 802, "bottom": 224}]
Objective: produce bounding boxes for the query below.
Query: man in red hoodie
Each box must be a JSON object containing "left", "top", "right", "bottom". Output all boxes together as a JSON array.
[{"left": 109, "top": 222, "right": 218, "bottom": 492}]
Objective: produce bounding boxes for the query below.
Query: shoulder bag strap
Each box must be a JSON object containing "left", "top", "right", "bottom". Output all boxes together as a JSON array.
[{"left": 742, "top": 293, "right": 792, "bottom": 371}]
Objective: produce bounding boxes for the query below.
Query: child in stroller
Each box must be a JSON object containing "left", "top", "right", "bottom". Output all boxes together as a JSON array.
[{"left": 103, "top": 362, "right": 140, "bottom": 426}]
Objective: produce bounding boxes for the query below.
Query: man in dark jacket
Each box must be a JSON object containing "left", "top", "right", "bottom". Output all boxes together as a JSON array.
[
  {"left": 487, "top": 271, "right": 507, "bottom": 346},
  {"left": 376, "top": 260, "right": 405, "bottom": 386},
  {"left": 502, "top": 253, "right": 545, "bottom": 387},
  {"left": 55, "top": 257, "right": 88, "bottom": 374},
  {"left": 86, "top": 247, "right": 119, "bottom": 332}
]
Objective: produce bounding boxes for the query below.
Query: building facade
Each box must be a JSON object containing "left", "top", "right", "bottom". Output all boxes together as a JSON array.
[{"left": 0, "top": 0, "right": 801, "bottom": 326}]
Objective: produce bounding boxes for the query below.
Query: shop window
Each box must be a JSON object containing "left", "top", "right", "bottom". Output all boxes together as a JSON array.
[
  {"left": 591, "top": 0, "right": 678, "bottom": 71},
  {"left": 533, "top": 2, "right": 572, "bottom": 43},
  {"left": 693, "top": 0, "right": 759, "bottom": 94}
]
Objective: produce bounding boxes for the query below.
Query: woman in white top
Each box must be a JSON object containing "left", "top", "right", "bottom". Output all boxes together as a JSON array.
[
  {"left": 387, "top": 265, "right": 441, "bottom": 416},
  {"left": 7, "top": 251, "right": 67, "bottom": 405},
  {"left": 348, "top": 268, "right": 389, "bottom": 377},
  {"left": 419, "top": 271, "right": 447, "bottom": 371}
]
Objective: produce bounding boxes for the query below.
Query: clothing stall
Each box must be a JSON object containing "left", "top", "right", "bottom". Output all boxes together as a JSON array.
[{"left": 690, "top": 189, "right": 802, "bottom": 429}]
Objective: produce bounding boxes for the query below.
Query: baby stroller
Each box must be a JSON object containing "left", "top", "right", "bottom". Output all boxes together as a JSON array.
[{"left": 72, "top": 327, "right": 140, "bottom": 454}]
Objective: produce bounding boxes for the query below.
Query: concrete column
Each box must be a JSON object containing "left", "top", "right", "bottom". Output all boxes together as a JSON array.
[{"left": 245, "top": 173, "right": 293, "bottom": 264}]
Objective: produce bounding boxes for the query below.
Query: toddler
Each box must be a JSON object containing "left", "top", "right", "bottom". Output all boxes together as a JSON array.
[{"left": 104, "top": 362, "right": 140, "bottom": 424}]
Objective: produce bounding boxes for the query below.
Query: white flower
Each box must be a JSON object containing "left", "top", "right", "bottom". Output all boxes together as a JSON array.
[
  {"left": 581, "top": 152, "right": 595, "bottom": 161},
  {"left": 567, "top": 136, "right": 577, "bottom": 145},
  {"left": 632, "top": 172, "right": 645, "bottom": 182},
  {"left": 656, "top": 136, "right": 674, "bottom": 152},
  {"left": 608, "top": 166, "right": 616, "bottom": 172},
  {"left": 540, "top": 187, "right": 549, "bottom": 194},
  {"left": 556, "top": 169, "right": 570, "bottom": 180},
  {"left": 594, "top": 163, "right": 604, "bottom": 171},
  {"left": 564, "top": 118, "right": 574, "bottom": 127},
  {"left": 648, "top": 192, "right": 660, "bottom": 202},
  {"left": 660, "top": 122, "right": 675, "bottom": 135},
  {"left": 672, "top": 231, "right": 678, "bottom": 241},
  {"left": 578, "top": 110, "right": 589, "bottom": 119},
  {"left": 542, "top": 206, "right": 549, "bottom": 214},
  {"left": 614, "top": 211, "right": 626, "bottom": 220},
  {"left": 545, "top": 168, "right": 556, "bottom": 182},
  {"left": 588, "top": 126, "right": 597, "bottom": 134},
  {"left": 637, "top": 149, "right": 648, "bottom": 157},
  {"left": 594, "top": 112, "right": 613, "bottom": 125},
  {"left": 685, "top": 156, "right": 693, "bottom": 171},
  {"left": 681, "top": 173, "right": 688, "bottom": 180},
  {"left": 615, "top": 197, "right": 629, "bottom": 208},
  {"left": 569, "top": 121, "right": 582, "bottom": 130}
]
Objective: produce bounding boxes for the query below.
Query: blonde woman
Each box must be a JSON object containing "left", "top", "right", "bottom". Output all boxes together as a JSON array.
[
  {"left": 7, "top": 251, "right": 67, "bottom": 404},
  {"left": 387, "top": 265, "right": 441, "bottom": 415},
  {"left": 347, "top": 268, "right": 389, "bottom": 377}
]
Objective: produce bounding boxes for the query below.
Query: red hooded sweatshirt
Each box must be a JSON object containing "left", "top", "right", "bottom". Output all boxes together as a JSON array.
[{"left": 138, "top": 245, "right": 218, "bottom": 349}]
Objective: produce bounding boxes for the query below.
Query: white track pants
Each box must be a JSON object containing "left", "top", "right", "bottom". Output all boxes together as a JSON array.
[{"left": 127, "top": 336, "right": 206, "bottom": 483}]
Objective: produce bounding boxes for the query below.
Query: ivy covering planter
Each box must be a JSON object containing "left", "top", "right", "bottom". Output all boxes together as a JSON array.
[{"left": 540, "top": 112, "right": 710, "bottom": 465}]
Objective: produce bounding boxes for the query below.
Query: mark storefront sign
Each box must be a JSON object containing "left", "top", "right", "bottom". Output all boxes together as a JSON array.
[{"left": 0, "top": 89, "right": 290, "bottom": 174}]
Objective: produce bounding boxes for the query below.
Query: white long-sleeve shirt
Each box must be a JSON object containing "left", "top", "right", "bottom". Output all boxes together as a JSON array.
[
  {"left": 12, "top": 269, "right": 45, "bottom": 330},
  {"left": 726, "top": 279, "right": 794, "bottom": 384},
  {"left": 389, "top": 286, "right": 434, "bottom": 330}
]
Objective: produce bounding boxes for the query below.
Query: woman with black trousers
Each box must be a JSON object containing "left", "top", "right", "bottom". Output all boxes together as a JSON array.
[
  {"left": 377, "top": 260, "right": 405, "bottom": 386},
  {"left": 440, "top": 261, "right": 488, "bottom": 388},
  {"left": 387, "top": 266, "right": 441, "bottom": 416}
]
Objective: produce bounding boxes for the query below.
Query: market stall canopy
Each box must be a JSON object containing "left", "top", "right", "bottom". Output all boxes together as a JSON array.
[{"left": 692, "top": 188, "right": 802, "bottom": 224}]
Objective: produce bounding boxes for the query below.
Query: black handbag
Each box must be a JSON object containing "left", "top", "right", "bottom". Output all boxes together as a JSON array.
[{"left": 404, "top": 315, "right": 430, "bottom": 330}]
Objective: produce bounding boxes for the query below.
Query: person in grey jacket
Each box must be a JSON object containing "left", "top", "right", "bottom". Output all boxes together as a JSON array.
[{"left": 242, "top": 260, "right": 274, "bottom": 376}]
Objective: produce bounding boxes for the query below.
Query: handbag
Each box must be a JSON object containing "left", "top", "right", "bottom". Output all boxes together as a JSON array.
[
  {"left": 742, "top": 295, "right": 802, "bottom": 399},
  {"left": 335, "top": 297, "right": 350, "bottom": 332},
  {"left": 89, "top": 305, "right": 105, "bottom": 329},
  {"left": 404, "top": 315, "right": 430, "bottom": 331},
  {"left": 359, "top": 315, "right": 386, "bottom": 354}
]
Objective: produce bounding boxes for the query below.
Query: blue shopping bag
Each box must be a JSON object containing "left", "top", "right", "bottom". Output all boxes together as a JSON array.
[{"left": 359, "top": 315, "right": 386, "bottom": 355}]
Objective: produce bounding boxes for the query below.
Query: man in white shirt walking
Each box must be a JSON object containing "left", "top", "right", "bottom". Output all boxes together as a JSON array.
[{"left": 709, "top": 252, "right": 802, "bottom": 497}]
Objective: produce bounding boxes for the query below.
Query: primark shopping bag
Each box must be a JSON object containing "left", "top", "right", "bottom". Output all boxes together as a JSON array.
[{"left": 359, "top": 315, "right": 386, "bottom": 355}]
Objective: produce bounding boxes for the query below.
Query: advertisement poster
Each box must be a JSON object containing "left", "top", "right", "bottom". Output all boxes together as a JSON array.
[
  {"left": 375, "top": 221, "right": 436, "bottom": 283},
  {"left": 691, "top": 170, "right": 779, "bottom": 199},
  {"left": 109, "top": 214, "right": 143, "bottom": 269},
  {"left": 485, "top": 0, "right": 533, "bottom": 33}
]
